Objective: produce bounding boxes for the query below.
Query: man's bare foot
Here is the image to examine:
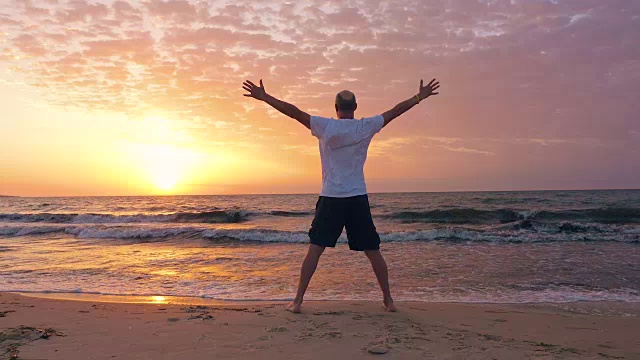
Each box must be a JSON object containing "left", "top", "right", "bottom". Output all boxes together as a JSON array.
[
  {"left": 285, "top": 301, "right": 302, "bottom": 313},
  {"left": 383, "top": 298, "right": 397, "bottom": 312}
]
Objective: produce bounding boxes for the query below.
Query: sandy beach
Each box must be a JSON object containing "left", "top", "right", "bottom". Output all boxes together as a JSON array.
[{"left": 1, "top": 293, "right": 638, "bottom": 359}]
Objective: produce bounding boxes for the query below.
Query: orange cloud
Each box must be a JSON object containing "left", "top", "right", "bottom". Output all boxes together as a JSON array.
[{"left": 1, "top": 0, "right": 638, "bottom": 193}]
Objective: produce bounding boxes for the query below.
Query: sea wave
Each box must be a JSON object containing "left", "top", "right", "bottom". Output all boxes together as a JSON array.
[
  {"left": 268, "top": 210, "right": 312, "bottom": 217},
  {"left": 387, "top": 209, "right": 523, "bottom": 223},
  {"left": 0, "top": 211, "right": 249, "bottom": 224},
  {"left": 386, "top": 207, "right": 640, "bottom": 224},
  {"left": 1, "top": 223, "right": 638, "bottom": 243},
  {"left": 3, "top": 206, "right": 639, "bottom": 226},
  {"left": 534, "top": 207, "right": 640, "bottom": 223}
]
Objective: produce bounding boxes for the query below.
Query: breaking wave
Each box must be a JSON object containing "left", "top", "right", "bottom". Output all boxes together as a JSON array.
[
  {"left": 0, "top": 211, "right": 249, "bottom": 224},
  {"left": 268, "top": 210, "right": 312, "bottom": 217},
  {"left": 386, "top": 207, "right": 640, "bottom": 224},
  {"left": 1, "top": 222, "right": 638, "bottom": 243}
]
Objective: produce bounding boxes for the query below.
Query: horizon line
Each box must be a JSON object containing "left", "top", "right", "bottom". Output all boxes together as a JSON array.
[{"left": 2, "top": 187, "right": 639, "bottom": 198}]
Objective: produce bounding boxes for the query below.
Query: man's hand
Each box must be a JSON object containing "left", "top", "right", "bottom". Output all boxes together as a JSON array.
[
  {"left": 242, "top": 78, "right": 311, "bottom": 129},
  {"left": 418, "top": 78, "right": 440, "bottom": 101},
  {"left": 382, "top": 77, "right": 441, "bottom": 127},
  {"left": 242, "top": 79, "right": 267, "bottom": 101}
]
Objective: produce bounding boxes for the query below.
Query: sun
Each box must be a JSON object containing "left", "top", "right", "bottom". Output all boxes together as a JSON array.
[
  {"left": 147, "top": 145, "right": 195, "bottom": 193},
  {"left": 128, "top": 143, "right": 200, "bottom": 194},
  {"left": 154, "top": 172, "right": 179, "bottom": 191}
]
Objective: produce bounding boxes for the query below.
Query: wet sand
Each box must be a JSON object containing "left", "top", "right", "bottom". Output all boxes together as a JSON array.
[{"left": 1, "top": 292, "right": 639, "bottom": 359}]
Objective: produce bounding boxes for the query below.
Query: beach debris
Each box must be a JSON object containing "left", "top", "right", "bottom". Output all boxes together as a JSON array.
[
  {"left": 0, "top": 310, "right": 15, "bottom": 317},
  {"left": 181, "top": 305, "right": 209, "bottom": 313},
  {"left": 5, "top": 343, "right": 19, "bottom": 359},
  {"left": 1, "top": 326, "right": 63, "bottom": 359},
  {"left": 208, "top": 306, "right": 262, "bottom": 313},
  {"left": 367, "top": 346, "right": 389, "bottom": 354},
  {"left": 597, "top": 352, "right": 624, "bottom": 359},
  {"left": 187, "top": 313, "right": 214, "bottom": 320},
  {"left": 385, "top": 336, "right": 402, "bottom": 344},
  {"left": 482, "top": 334, "right": 502, "bottom": 341},
  {"left": 234, "top": 308, "right": 261, "bottom": 313},
  {"left": 181, "top": 306, "right": 215, "bottom": 320}
]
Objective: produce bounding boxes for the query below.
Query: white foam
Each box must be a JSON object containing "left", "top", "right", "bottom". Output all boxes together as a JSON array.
[
  {"left": 1, "top": 224, "right": 638, "bottom": 243},
  {"left": 72, "top": 214, "right": 176, "bottom": 224},
  {"left": 0, "top": 225, "right": 63, "bottom": 236},
  {"left": 65, "top": 226, "right": 197, "bottom": 239},
  {"left": 202, "top": 228, "right": 309, "bottom": 243}
]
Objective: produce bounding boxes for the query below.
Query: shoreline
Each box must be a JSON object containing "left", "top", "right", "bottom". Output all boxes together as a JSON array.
[
  {"left": 14, "top": 291, "right": 282, "bottom": 306},
  {"left": 10, "top": 291, "right": 640, "bottom": 307},
  {"left": 2, "top": 293, "right": 639, "bottom": 359}
]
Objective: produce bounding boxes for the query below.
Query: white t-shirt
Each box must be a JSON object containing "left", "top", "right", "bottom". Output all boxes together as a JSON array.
[{"left": 310, "top": 115, "right": 384, "bottom": 198}]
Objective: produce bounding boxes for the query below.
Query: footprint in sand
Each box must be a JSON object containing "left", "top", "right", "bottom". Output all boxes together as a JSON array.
[
  {"left": 320, "top": 331, "right": 342, "bottom": 339},
  {"left": 267, "top": 326, "right": 289, "bottom": 333},
  {"left": 366, "top": 346, "right": 389, "bottom": 354},
  {"left": 312, "top": 310, "right": 345, "bottom": 315}
]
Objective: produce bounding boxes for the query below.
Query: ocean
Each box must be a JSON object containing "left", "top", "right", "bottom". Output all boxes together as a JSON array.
[{"left": 1, "top": 190, "right": 639, "bottom": 303}]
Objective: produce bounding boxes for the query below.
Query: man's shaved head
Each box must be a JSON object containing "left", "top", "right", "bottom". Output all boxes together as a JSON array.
[{"left": 335, "top": 90, "right": 357, "bottom": 111}]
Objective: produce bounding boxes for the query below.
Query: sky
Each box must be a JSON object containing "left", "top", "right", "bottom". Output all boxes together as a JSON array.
[{"left": 0, "top": 0, "right": 638, "bottom": 196}]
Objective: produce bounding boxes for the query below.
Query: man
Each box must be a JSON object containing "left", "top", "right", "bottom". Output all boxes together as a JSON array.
[{"left": 242, "top": 78, "right": 440, "bottom": 313}]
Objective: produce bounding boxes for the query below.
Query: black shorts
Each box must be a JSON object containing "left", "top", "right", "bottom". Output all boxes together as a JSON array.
[{"left": 308, "top": 194, "right": 381, "bottom": 251}]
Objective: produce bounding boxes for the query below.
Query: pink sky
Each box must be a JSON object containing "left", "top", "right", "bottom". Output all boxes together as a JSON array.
[{"left": 0, "top": 0, "right": 638, "bottom": 196}]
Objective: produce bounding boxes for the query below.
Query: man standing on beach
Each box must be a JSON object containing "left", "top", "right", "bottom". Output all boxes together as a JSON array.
[{"left": 242, "top": 78, "right": 440, "bottom": 313}]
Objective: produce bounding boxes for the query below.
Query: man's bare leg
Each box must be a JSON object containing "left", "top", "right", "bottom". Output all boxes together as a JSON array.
[
  {"left": 364, "top": 249, "right": 397, "bottom": 312},
  {"left": 286, "top": 244, "right": 326, "bottom": 313}
]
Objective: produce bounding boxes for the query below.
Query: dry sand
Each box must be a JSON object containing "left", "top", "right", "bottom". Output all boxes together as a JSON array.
[{"left": 1, "top": 292, "right": 639, "bottom": 359}]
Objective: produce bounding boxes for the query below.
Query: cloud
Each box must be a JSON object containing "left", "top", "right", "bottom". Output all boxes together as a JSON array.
[
  {"left": 146, "top": 0, "right": 197, "bottom": 23},
  {"left": 423, "top": 137, "right": 463, "bottom": 145},
  {"left": 0, "top": 0, "right": 638, "bottom": 190},
  {"left": 281, "top": 144, "right": 317, "bottom": 156},
  {"left": 440, "top": 145, "right": 494, "bottom": 156},
  {"left": 2, "top": 0, "right": 636, "bottom": 129},
  {"left": 57, "top": 0, "right": 109, "bottom": 23},
  {"left": 370, "top": 135, "right": 494, "bottom": 157},
  {"left": 369, "top": 137, "right": 415, "bottom": 156},
  {"left": 520, "top": 138, "right": 604, "bottom": 147}
]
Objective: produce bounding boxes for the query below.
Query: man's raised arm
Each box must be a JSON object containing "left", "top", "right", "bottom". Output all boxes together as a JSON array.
[
  {"left": 242, "top": 79, "right": 311, "bottom": 129},
  {"left": 381, "top": 78, "right": 440, "bottom": 128}
]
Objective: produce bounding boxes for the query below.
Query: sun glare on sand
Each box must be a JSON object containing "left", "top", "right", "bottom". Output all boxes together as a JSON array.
[{"left": 150, "top": 296, "right": 167, "bottom": 304}]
